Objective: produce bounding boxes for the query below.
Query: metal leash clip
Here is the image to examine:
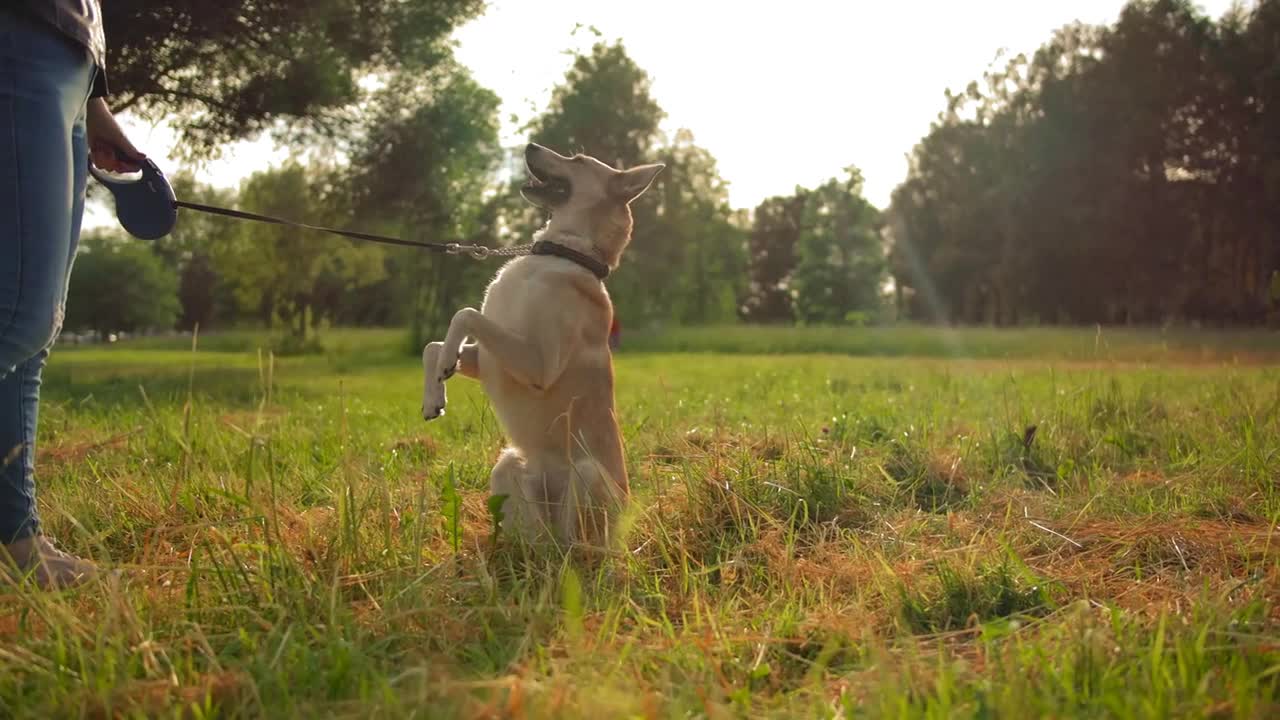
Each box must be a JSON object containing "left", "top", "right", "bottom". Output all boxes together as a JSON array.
[{"left": 444, "top": 243, "right": 491, "bottom": 260}]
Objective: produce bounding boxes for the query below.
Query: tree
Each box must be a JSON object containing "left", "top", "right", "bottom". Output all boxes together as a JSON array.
[
  {"left": 513, "top": 41, "right": 745, "bottom": 326},
  {"left": 888, "top": 0, "right": 1280, "bottom": 327},
  {"left": 342, "top": 64, "right": 504, "bottom": 348},
  {"left": 177, "top": 253, "right": 222, "bottom": 331},
  {"left": 791, "top": 169, "right": 884, "bottom": 324},
  {"left": 65, "top": 233, "right": 180, "bottom": 337},
  {"left": 617, "top": 130, "right": 747, "bottom": 325},
  {"left": 528, "top": 42, "right": 666, "bottom": 165},
  {"left": 504, "top": 41, "right": 668, "bottom": 244},
  {"left": 741, "top": 191, "right": 807, "bottom": 323},
  {"left": 740, "top": 169, "right": 885, "bottom": 326},
  {"left": 101, "top": 0, "right": 485, "bottom": 158},
  {"left": 210, "top": 163, "right": 386, "bottom": 342},
  {"left": 659, "top": 133, "right": 749, "bottom": 325},
  {"left": 161, "top": 173, "right": 242, "bottom": 330}
]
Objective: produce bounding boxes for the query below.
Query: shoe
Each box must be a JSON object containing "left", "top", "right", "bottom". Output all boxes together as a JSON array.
[{"left": 1, "top": 535, "right": 98, "bottom": 589}]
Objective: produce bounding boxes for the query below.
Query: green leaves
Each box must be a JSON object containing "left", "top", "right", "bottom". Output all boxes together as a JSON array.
[
  {"left": 345, "top": 66, "right": 501, "bottom": 346},
  {"left": 210, "top": 162, "right": 387, "bottom": 342},
  {"left": 104, "top": 0, "right": 485, "bottom": 157},
  {"left": 889, "top": 1, "right": 1280, "bottom": 327},
  {"left": 791, "top": 169, "right": 885, "bottom": 325},
  {"left": 740, "top": 168, "right": 885, "bottom": 325},
  {"left": 511, "top": 41, "right": 747, "bottom": 328},
  {"left": 66, "top": 231, "right": 181, "bottom": 337},
  {"left": 560, "top": 565, "right": 584, "bottom": 641},
  {"left": 486, "top": 494, "right": 507, "bottom": 543},
  {"left": 526, "top": 42, "right": 666, "bottom": 171}
]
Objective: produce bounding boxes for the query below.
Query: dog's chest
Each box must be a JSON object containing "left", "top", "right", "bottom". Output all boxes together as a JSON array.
[
  {"left": 480, "top": 260, "right": 591, "bottom": 338},
  {"left": 480, "top": 256, "right": 609, "bottom": 335},
  {"left": 480, "top": 261, "right": 539, "bottom": 327}
]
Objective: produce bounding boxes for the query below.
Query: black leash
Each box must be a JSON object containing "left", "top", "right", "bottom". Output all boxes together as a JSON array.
[
  {"left": 175, "top": 200, "right": 453, "bottom": 251},
  {"left": 90, "top": 156, "right": 609, "bottom": 277},
  {"left": 173, "top": 200, "right": 610, "bottom": 279},
  {"left": 174, "top": 200, "right": 508, "bottom": 256}
]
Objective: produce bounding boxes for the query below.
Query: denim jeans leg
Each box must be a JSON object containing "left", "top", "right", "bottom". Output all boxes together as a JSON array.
[{"left": 0, "top": 10, "right": 95, "bottom": 543}]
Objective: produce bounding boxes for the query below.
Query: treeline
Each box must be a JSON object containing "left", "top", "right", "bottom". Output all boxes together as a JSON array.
[
  {"left": 72, "top": 1, "right": 1280, "bottom": 343},
  {"left": 78, "top": 4, "right": 880, "bottom": 343},
  {"left": 889, "top": 0, "right": 1280, "bottom": 326},
  {"left": 75, "top": 40, "right": 767, "bottom": 345}
]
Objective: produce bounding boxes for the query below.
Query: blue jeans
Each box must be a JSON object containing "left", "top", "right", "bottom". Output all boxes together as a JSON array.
[{"left": 0, "top": 10, "right": 96, "bottom": 543}]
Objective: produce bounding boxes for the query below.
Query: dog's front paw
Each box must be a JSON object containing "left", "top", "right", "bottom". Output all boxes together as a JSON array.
[
  {"left": 422, "top": 381, "right": 447, "bottom": 421},
  {"left": 422, "top": 389, "right": 446, "bottom": 420}
]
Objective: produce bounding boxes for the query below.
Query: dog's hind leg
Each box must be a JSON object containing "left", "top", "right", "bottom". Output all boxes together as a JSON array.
[
  {"left": 456, "top": 342, "right": 479, "bottom": 379},
  {"left": 490, "top": 449, "right": 552, "bottom": 543},
  {"left": 555, "top": 457, "right": 625, "bottom": 548}
]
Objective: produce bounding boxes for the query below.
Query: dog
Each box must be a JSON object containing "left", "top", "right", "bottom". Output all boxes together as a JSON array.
[{"left": 421, "top": 143, "right": 664, "bottom": 547}]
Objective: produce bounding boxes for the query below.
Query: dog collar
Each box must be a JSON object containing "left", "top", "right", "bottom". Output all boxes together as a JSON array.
[{"left": 531, "top": 240, "right": 610, "bottom": 280}]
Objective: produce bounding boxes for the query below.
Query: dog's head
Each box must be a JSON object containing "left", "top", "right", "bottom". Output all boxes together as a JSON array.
[{"left": 522, "top": 143, "right": 664, "bottom": 267}]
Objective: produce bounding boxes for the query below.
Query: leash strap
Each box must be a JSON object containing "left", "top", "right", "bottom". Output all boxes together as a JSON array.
[
  {"left": 174, "top": 200, "right": 526, "bottom": 258},
  {"left": 94, "top": 153, "right": 602, "bottom": 275},
  {"left": 173, "top": 200, "right": 607, "bottom": 277}
]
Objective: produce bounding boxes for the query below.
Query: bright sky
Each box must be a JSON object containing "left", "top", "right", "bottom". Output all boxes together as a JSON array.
[{"left": 91, "top": 0, "right": 1238, "bottom": 229}]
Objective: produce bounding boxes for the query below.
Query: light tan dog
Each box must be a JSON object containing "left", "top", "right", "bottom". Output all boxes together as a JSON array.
[{"left": 422, "top": 143, "right": 663, "bottom": 547}]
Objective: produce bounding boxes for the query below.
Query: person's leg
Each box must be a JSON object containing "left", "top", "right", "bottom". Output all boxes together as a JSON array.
[{"left": 0, "top": 9, "right": 97, "bottom": 586}]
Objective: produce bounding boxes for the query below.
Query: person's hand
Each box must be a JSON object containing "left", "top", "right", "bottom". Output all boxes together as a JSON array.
[{"left": 86, "top": 98, "right": 145, "bottom": 173}]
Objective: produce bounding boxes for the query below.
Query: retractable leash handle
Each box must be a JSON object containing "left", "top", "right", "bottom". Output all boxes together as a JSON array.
[{"left": 88, "top": 157, "right": 178, "bottom": 240}]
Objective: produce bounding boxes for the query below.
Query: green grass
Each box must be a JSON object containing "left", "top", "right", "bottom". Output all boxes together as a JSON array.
[
  {"left": 2, "top": 326, "right": 1277, "bottom": 718},
  {"left": 620, "top": 324, "right": 1280, "bottom": 363}
]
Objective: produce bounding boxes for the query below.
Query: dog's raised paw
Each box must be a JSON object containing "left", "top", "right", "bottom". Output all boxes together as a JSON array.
[
  {"left": 423, "top": 377, "right": 447, "bottom": 421},
  {"left": 437, "top": 349, "right": 466, "bottom": 382}
]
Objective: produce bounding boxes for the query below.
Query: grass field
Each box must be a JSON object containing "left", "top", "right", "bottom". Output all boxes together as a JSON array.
[{"left": 2, "top": 326, "right": 1278, "bottom": 718}]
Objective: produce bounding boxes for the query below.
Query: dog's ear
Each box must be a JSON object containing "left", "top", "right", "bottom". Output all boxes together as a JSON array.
[{"left": 609, "top": 163, "right": 665, "bottom": 203}]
